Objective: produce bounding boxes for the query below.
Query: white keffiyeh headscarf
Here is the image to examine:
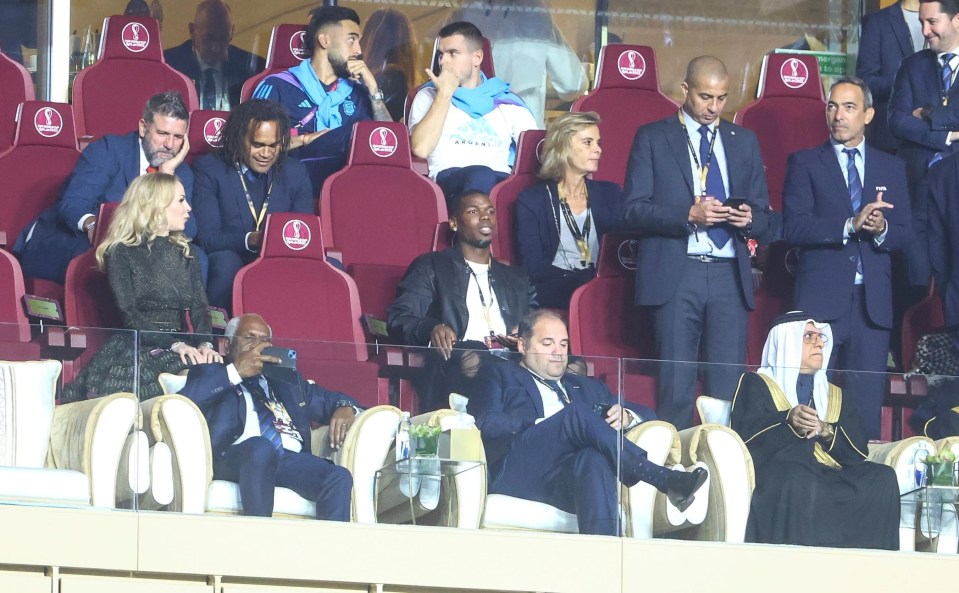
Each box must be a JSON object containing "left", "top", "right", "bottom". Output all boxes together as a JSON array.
[{"left": 757, "top": 312, "right": 834, "bottom": 421}]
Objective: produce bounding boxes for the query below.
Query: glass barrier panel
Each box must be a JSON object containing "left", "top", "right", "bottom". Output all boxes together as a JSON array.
[{"left": 0, "top": 322, "right": 140, "bottom": 513}]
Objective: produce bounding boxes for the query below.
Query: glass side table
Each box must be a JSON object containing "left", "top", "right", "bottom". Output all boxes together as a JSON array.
[
  {"left": 900, "top": 486, "right": 959, "bottom": 539},
  {"left": 374, "top": 457, "right": 484, "bottom": 527}
]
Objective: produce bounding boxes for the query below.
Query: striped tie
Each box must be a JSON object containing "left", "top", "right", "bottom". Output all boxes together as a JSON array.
[
  {"left": 243, "top": 378, "right": 284, "bottom": 454},
  {"left": 844, "top": 148, "right": 864, "bottom": 276}
]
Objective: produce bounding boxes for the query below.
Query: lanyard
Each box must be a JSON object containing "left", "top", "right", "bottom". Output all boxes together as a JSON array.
[
  {"left": 677, "top": 110, "right": 719, "bottom": 196},
  {"left": 546, "top": 184, "right": 593, "bottom": 267},
  {"left": 530, "top": 372, "right": 571, "bottom": 404},
  {"left": 236, "top": 168, "right": 273, "bottom": 231},
  {"left": 466, "top": 263, "right": 496, "bottom": 336}
]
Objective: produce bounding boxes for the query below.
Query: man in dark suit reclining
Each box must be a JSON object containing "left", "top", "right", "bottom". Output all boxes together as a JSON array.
[
  {"left": 467, "top": 310, "right": 707, "bottom": 536},
  {"left": 179, "top": 313, "right": 358, "bottom": 520}
]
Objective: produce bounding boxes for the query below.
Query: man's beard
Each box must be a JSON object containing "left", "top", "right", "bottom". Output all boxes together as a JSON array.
[
  {"left": 142, "top": 138, "right": 173, "bottom": 167},
  {"left": 328, "top": 53, "right": 353, "bottom": 81}
]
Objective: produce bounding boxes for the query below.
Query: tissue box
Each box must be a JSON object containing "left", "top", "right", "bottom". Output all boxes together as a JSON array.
[{"left": 438, "top": 428, "right": 482, "bottom": 461}]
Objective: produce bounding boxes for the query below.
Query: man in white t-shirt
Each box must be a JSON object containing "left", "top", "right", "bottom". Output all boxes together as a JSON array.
[{"left": 408, "top": 21, "right": 538, "bottom": 205}]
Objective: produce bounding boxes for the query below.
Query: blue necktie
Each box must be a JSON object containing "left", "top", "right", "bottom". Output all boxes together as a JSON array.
[
  {"left": 844, "top": 147, "right": 864, "bottom": 277},
  {"left": 202, "top": 69, "right": 217, "bottom": 110},
  {"left": 244, "top": 378, "right": 285, "bottom": 454},
  {"left": 699, "top": 125, "right": 731, "bottom": 248},
  {"left": 544, "top": 379, "right": 570, "bottom": 405},
  {"left": 943, "top": 53, "right": 955, "bottom": 95}
]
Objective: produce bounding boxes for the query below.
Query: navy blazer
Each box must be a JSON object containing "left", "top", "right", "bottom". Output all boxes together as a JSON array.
[
  {"left": 782, "top": 142, "right": 912, "bottom": 328},
  {"left": 14, "top": 131, "right": 195, "bottom": 282},
  {"left": 621, "top": 114, "right": 771, "bottom": 308},
  {"left": 164, "top": 40, "right": 265, "bottom": 108},
  {"left": 515, "top": 179, "right": 622, "bottom": 283},
  {"left": 928, "top": 152, "right": 959, "bottom": 326},
  {"left": 857, "top": 2, "right": 916, "bottom": 152},
  {"left": 468, "top": 362, "right": 655, "bottom": 478},
  {"left": 179, "top": 363, "right": 358, "bottom": 458},
  {"left": 889, "top": 49, "right": 959, "bottom": 176},
  {"left": 192, "top": 154, "right": 312, "bottom": 255}
]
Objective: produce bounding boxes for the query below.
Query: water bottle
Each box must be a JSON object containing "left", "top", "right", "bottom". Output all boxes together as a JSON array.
[
  {"left": 914, "top": 444, "right": 932, "bottom": 488},
  {"left": 395, "top": 411, "right": 411, "bottom": 462}
]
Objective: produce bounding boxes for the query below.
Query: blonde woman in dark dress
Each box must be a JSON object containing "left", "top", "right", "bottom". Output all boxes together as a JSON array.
[{"left": 63, "top": 173, "right": 220, "bottom": 401}]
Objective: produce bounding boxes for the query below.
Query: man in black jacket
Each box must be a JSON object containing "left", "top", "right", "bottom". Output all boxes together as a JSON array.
[{"left": 387, "top": 190, "right": 537, "bottom": 411}]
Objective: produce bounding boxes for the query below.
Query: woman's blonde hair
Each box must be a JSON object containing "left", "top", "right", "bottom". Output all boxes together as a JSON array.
[
  {"left": 538, "top": 111, "right": 602, "bottom": 182},
  {"left": 95, "top": 173, "right": 192, "bottom": 270}
]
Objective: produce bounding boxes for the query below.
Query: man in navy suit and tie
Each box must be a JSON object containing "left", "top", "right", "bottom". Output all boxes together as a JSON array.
[
  {"left": 783, "top": 77, "right": 912, "bottom": 441},
  {"left": 191, "top": 99, "right": 312, "bottom": 309},
  {"left": 468, "top": 310, "right": 707, "bottom": 536},
  {"left": 179, "top": 313, "right": 358, "bottom": 520},
  {"left": 622, "top": 56, "right": 771, "bottom": 430},
  {"left": 14, "top": 91, "right": 198, "bottom": 284},
  {"left": 858, "top": 0, "right": 923, "bottom": 153},
  {"left": 888, "top": 0, "right": 959, "bottom": 289}
]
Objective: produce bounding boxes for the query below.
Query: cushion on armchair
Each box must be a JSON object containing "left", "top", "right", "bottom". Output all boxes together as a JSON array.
[
  {"left": 696, "top": 395, "right": 732, "bottom": 426},
  {"left": 0, "top": 360, "right": 61, "bottom": 467},
  {"left": 622, "top": 420, "right": 681, "bottom": 539}
]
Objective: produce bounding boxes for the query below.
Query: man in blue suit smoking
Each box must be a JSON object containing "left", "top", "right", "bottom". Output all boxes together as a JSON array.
[{"left": 468, "top": 310, "right": 707, "bottom": 536}]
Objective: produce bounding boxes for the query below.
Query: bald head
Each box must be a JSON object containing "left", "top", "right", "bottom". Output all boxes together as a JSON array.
[
  {"left": 684, "top": 56, "right": 728, "bottom": 87},
  {"left": 681, "top": 56, "right": 729, "bottom": 126},
  {"left": 190, "top": 0, "right": 233, "bottom": 67}
]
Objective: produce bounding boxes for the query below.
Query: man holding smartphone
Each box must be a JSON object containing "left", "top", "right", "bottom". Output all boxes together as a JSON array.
[
  {"left": 783, "top": 77, "right": 911, "bottom": 440},
  {"left": 179, "top": 313, "right": 360, "bottom": 520},
  {"left": 622, "top": 56, "right": 770, "bottom": 429}
]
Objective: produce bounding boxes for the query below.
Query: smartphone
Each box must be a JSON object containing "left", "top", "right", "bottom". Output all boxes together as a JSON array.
[
  {"left": 261, "top": 347, "right": 297, "bottom": 369},
  {"left": 723, "top": 197, "right": 748, "bottom": 210}
]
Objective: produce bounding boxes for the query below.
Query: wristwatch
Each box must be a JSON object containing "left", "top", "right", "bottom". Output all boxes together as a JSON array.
[{"left": 370, "top": 88, "right": 385, "bottom": 102}]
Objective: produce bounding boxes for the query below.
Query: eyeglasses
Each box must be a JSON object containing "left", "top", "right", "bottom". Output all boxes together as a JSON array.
[{"left": 802, "top": 331, "right": 828, "bottom": 345}]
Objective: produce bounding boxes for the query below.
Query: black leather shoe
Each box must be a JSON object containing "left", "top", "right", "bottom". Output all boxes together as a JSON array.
[{"left": 665, "top": 467, "right": 708, "bottom": 513}]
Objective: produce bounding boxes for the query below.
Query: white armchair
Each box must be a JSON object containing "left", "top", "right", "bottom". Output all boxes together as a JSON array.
[
  {"left": 434, "top": 396, "right": 684, "bottom": 536},
  {"left": 0, "top": 360, "right": 139, "bottom": 508},
  {"left": 154, "top": 373, "right": 401, "bottom": 521}
]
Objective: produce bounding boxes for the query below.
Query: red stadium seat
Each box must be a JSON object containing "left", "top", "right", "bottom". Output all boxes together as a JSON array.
[
  {"left": 240, "top": 25, "right": 308, "bottom": 103},
  {"left": 72, "top": 15, "right": 198, "bottom": 139},
  {"left": 746, "top": 241, "right": 795, "bottom": 366},
  {"left": 0, "top": 50, "right": 35, "bottom": 152},
  {"left": 0, "top": 102, "right": 80, "bottom": 259},
  {"left": 64, "top": 202, "right": 122, "bottom": 331},
  {"left": 185, "top": 109, "right": 228, "bottom": 164},
  {"left": 568, "top": 232, "right": 658, "bottom": 409},
  {"left": 734, "top": 53, "right": 829, "bottom": 213},
  {"left": 488, "top": 129, "right": 545, "bottom": 264},
  {"left": 320, "top": 121, "right": 446, "bottom": 320},
  {"left": 0, "top": 249, "right": 41, "bottom": 360},
  {"left": 233, "top": 213, "right": 384, "bottom": 407},
  {"left": 571, "top": 45, "right": 679, "bottom": 186}
]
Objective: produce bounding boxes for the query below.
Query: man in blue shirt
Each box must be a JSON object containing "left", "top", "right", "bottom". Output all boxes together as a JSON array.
[{"left": 252, "top": 6, "right": 391, "bottom": 193}]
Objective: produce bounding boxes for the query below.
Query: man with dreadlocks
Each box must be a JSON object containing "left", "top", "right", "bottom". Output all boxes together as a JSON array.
[{"left": 191, "top": 99, "right": 313, "bottom": 309}]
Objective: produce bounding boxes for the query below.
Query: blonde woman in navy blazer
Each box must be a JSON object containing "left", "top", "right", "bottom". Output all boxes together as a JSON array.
[{"left": 515, "top": 111, "right": 622, "bottom": 308}]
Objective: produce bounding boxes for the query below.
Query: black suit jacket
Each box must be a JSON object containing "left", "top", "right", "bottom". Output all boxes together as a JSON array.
[
  {"left": 929, "top": 152, "right": 959, "bottom": 325},
  {"left": 515, "top": 178, "right": 622, "bottom": 283},
  {"left": 857, "top": 2, "right": 916, "bottom": 152},
  {"left": 386, "top": 246, "right": 537, "bottom": 346},
  {"left": 889, "top": 49, "right": 959, "bottom": 177},
  {"left": 164, "top": 40, "right": 265, "bottom": 108},
  {"left": 191, "top": 154, "right": 313, "bottom": 255},
  {"left": 179, "top": 363, "right": 357, "bottom": 458},
  {"left": 468, "top": 362, "right": 654, "bottom": 478},
  {"left": 783, "top": 142, "right": 911, "bottom": 328},
  {"left": 621, "top": 114, "right": 771, "bottom": 308}
]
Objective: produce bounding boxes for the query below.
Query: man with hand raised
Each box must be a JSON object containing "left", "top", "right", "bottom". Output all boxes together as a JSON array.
[{"left": 783, "top": 76, "right": 912, "bottom": 440}]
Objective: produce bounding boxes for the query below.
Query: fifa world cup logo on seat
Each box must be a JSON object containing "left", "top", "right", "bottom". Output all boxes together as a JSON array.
[{"left": 43, "top": 108, "right": 53, "bottom": 126}]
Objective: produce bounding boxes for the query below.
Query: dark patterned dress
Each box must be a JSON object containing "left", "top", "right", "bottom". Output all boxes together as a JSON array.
[{"left": 62, "top": 238, "right": 212, "bottom": 401}]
